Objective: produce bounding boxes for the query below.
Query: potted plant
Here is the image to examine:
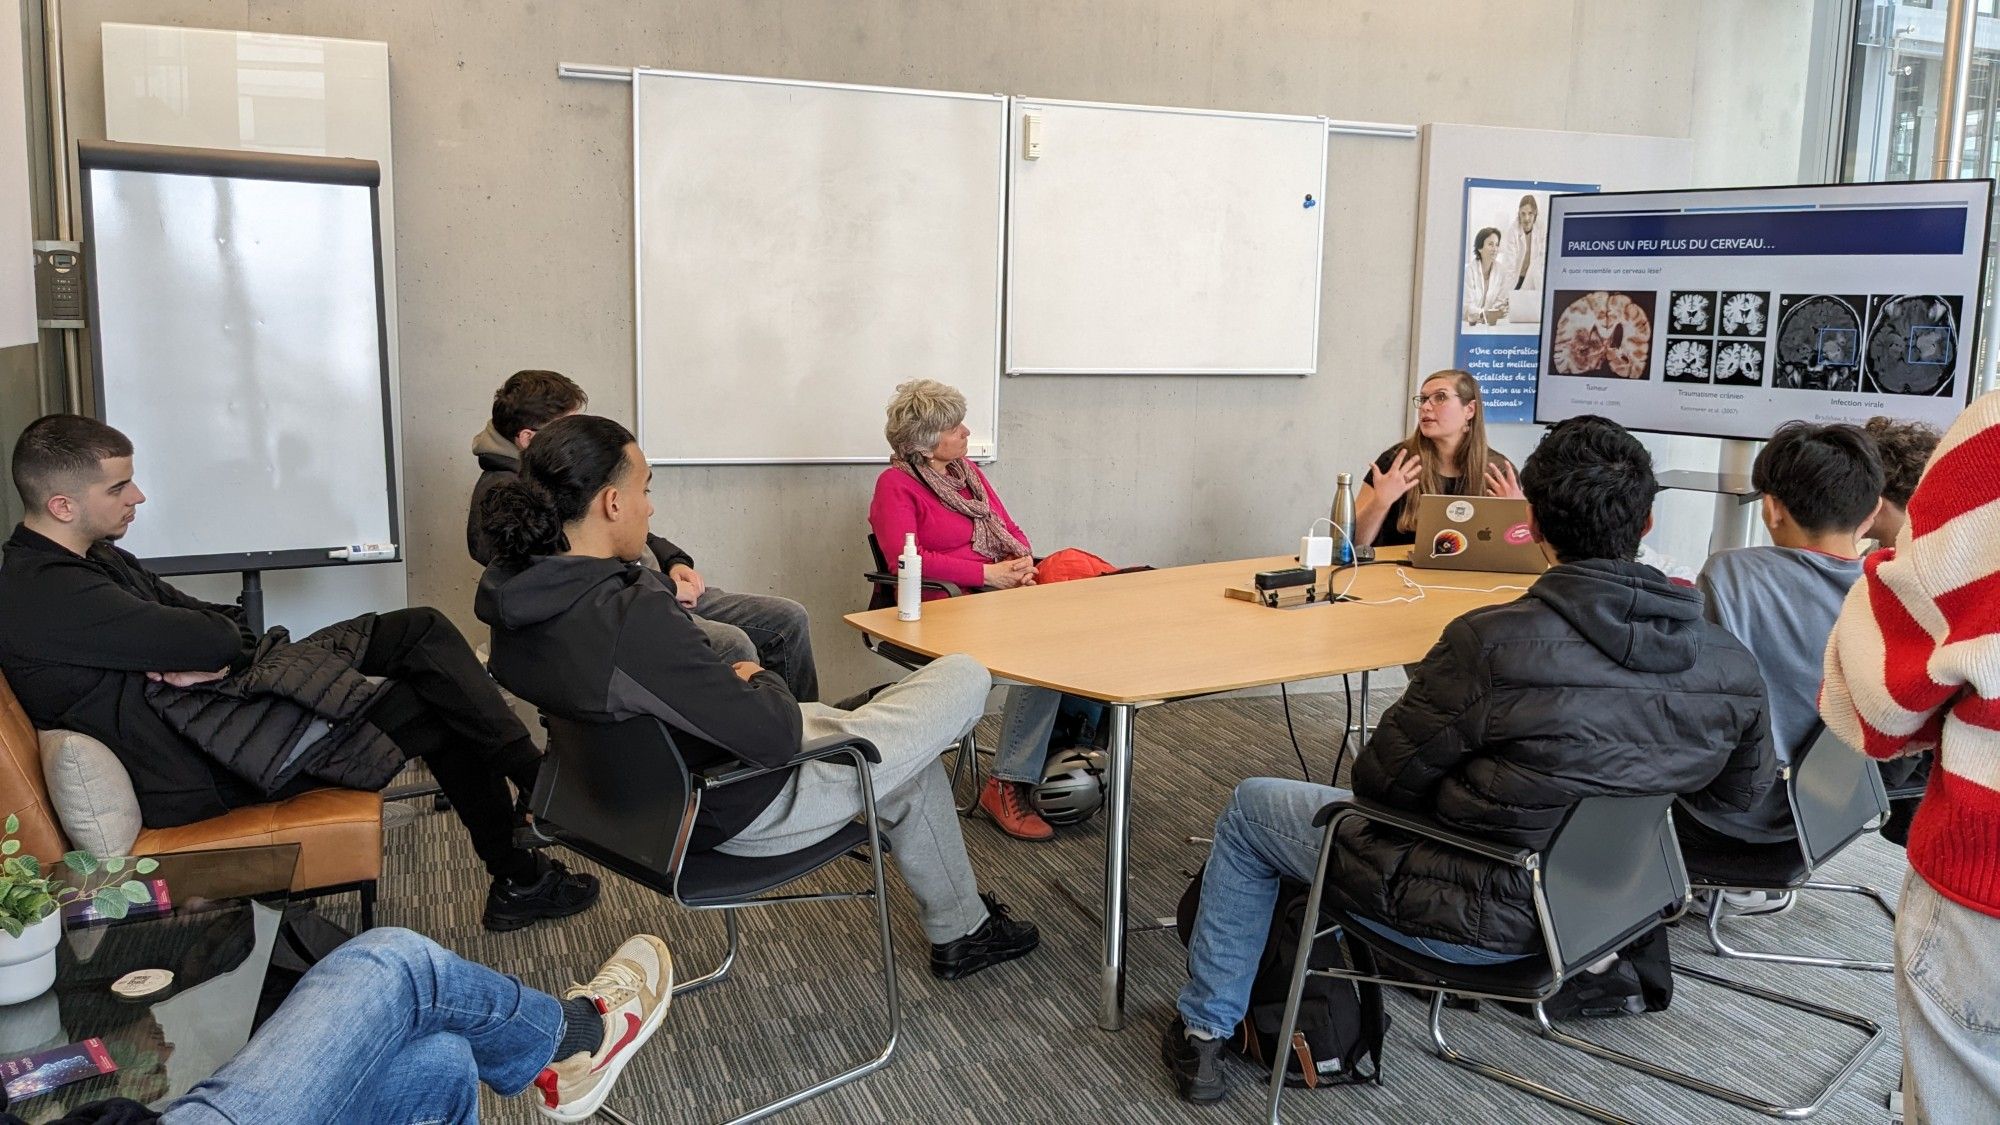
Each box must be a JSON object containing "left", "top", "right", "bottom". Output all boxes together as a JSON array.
[{"left": 0, "top": 814, "right": 158, "bottom": 1004}]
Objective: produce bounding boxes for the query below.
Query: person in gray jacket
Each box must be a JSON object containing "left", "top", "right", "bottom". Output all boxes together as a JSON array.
[
  {"left": 468, "top": 370, "right": 819, "bottom": 700},
  {"left": 473, "top": 413, "right": 1039, "bottom": 980},
  {"left": 1676, "top": 421, "right": 1884, "bottom": 910}
]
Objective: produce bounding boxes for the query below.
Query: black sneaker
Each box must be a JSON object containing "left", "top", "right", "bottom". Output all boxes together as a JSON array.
[
  {"left": 1162, "top": 1017, "right": 1229, "bottom": 1104},
  {"left": 483, "top": 855, "right": 601, "bottom": 932},
  {"left": 1539, "top": 957, "right": 1646, "bottom": 1019},
  {"left": 929, "top": 893, "right": 1039, "bottom": 980}
]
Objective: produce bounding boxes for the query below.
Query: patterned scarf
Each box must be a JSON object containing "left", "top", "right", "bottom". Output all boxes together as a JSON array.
[{"left": 900, "top": 457, "right": 1029, "bottom": 562}]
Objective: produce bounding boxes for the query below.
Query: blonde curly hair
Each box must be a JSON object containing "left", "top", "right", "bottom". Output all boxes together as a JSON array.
[{"left": 883, "top": 379, "right": 968, "bottom": 460}]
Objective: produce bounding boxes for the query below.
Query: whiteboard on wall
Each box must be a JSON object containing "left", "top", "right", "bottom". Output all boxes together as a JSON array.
[
  {"left": 1, "top": 16, "right": 34, "bottom": 348},
  {"left": 1005, "top": 98, "right": 1329, "bottom": 375},
  {"left": 635, "top": 70, "right": 1006, "bottom": 464},
  {"left": 80, "top": 141, "right": 397, "bottom": 575}
]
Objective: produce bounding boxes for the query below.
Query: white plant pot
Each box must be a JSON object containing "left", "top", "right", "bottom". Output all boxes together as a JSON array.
[{"left": 0, "top": 912, "right": 61, "bottom": 1005}]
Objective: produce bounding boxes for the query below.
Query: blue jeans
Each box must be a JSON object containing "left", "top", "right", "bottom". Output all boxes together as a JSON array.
[
  {"left": 693, "top": 586, "right": 819, "bottom": 701},
  {"left": 164, "top": 928, "right": 563, "bottom": 1124},
  {"left": 1896, "top": 868, "right": 2000, "bottom": 1124},
  {"left": 989, "top": 684, "right": 1064, "bottom": 784},
  {"left": 1177, "top": 777, "right": 1524, "bottom": 1040}
]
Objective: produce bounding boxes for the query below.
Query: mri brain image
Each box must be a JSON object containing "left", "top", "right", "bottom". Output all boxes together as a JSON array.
[
  {"left": 1550, "top": 291, "right": 1655, "bottom": 380},
  {"left": 1664, "top": 338, "right": 1712, "bottom": 382},
  {"left": 1865, "top": 295, "right": 1961, "bottom": 396},
  {"left": 1669, "top": 291, "right": 1715, "bottom": 333},
  {"left": 1714, "top": 341, "right": 1766, "bottom": 387},
  {"left": 1719, "top": 291, "right": 1769, "bottom": 337},
  {"left": 1773, "top": 294, "right": 1863, "bottom": 392}
]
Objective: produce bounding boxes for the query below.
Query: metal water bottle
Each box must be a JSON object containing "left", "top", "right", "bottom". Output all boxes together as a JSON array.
[
  {"left": 896, "top": 532, "right": 923, "bottom": 621},
  {"left": 1331, "top": 473, "right": 1357, "bottom": 566}
]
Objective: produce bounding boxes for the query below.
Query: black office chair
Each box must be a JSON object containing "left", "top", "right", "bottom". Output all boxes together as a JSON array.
[
  {"left": 528, "top": 713, "right": 898, "bottom": 1125},
  {"left": 1679, "top": 725, "right": 1896, "bottom": 973},
  {"left": 861, "top": 532, "right": 982, "bottom": 812},
  {"left": 1265, "top": 794, "right": 1885, "bottom": 1123}
]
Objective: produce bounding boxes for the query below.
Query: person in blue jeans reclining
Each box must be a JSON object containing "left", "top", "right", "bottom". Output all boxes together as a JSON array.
[
  {"left": 1165, "top": 415, "right": 1775, "bottom": 1104},
  {"left": 0, "top": 928, "right": 672, "bottom": 1124}
]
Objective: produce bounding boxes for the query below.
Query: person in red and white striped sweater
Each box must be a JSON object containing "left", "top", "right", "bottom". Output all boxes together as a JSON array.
[{"left": 1821, "top": 388, "right": 2000, "bottom": 1124}]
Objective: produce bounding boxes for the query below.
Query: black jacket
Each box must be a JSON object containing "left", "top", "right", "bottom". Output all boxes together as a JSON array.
[
  {"left": 0, "top": 526, "right": 392, "bottom": 827},
  {"left": 145, "top": 617, "right": 404, "bottom": 795},
  {"left": 467, "top": 426, "right": 692, "bottom": 573},
  {"left": 1326, "top": 559, "right": 1775, "bottom": 954},
  {"left": 475, "top": 553, "right": 800, "bottom": 849}
]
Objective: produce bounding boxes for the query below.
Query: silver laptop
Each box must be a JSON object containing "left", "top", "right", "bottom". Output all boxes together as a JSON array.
[{"left": 1408, "top": 494, "right": 1550, "bottom": 575}]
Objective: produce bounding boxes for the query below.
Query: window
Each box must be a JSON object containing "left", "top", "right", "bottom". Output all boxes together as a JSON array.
[{"left": 1844, "top": 0, "right": 2000, "bottom": 394}]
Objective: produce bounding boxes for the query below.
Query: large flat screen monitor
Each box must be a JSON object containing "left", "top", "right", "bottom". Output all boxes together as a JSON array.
[{"left": 1534, "top": 180, "right": 1992, "bottom": 440}]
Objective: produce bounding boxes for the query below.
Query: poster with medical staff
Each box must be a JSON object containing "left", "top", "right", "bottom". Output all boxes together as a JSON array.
[{"left": 1455, "top": 177, "right": 1598, "bottom": 422}]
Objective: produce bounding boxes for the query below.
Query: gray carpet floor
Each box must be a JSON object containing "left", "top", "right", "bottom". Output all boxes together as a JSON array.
[{"left": 358, "top": 690, "right": 1906, "bottom": 1125}]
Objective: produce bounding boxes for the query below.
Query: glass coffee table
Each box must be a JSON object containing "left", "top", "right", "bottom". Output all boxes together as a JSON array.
[{"left": 0, "top": 844, "right": 299, "bottom": 1121}]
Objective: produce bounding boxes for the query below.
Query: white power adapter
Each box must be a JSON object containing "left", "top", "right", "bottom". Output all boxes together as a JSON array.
[{"left": 1299, "top": 535, "right": 1335, "bottom": 569}]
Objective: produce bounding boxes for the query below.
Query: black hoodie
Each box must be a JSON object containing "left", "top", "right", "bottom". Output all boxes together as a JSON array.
[
  {"left": 467, "top": 428, "right": 693, "bottom": 573},
  {"left": 1325, "top": 558, "right": 1776, "bottom": 953},
  {"left": 475, "top": 553, "right": 801, "bottom": 849}
]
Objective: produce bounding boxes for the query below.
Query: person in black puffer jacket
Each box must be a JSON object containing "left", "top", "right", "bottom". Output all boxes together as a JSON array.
[
  {"left": 0, "top": 415, "right": 598, "bottom": 933},
  {"left": 1165, "top": 415, "right": 1774, "bottom": 1106}
]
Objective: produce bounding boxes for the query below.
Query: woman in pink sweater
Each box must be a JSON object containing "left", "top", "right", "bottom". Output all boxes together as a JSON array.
[
  {"left": 1822, "top": 388, "right": 2000, "bottom": 1123},
  {"left": 870, "top": 379, "right": 1063, "bottom": 842}
]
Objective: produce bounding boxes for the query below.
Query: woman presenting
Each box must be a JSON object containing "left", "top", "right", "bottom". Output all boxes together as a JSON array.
[
  {"left": 869, "top": 379, "right": 1065, "bottom": 842},
  {"left": 1349, "top": 369, "right": 1521, "bottom": 548}
]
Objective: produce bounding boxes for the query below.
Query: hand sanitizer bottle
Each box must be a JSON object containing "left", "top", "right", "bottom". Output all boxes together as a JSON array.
[{"left": 897, "top": 533, "right": 923, "bottom": 621}]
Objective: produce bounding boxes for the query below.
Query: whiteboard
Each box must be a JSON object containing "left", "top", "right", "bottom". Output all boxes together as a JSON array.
[
  {"left": 101, "top": 23, "right": 408, "bottom": 632},
  {"left": 80, "top": 141, "right": 397, "bottom": 575},
  {"left": 635, "top": 70, "right": 1006, "bottom": 464},
  {"left": 1005, "top": 98, "right": 1329, "bottom": 375}
]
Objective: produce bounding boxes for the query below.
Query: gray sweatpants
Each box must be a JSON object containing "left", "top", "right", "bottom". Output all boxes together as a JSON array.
[{"left": 714, "top": 653, "right": 992, "bottom": 943}]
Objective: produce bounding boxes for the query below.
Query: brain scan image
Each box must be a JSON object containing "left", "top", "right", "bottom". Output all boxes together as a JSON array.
[
  {"left": 1669, "top": 291, "right": 1716, "bottom": 334},
  {"left": 1819, "top": 328, "right": 1857, "bottom": 367},
  {"left": 1550, "top": 291, "right": 1656, "bottom": 380},
  {"left": 1714, "top": 340, "right": 1766, "bottom": 387},
  {"left": 1865, "top": 295, "right": 1961, "bottom": 396},
  {"left": 1774, "top": 294, "right": 1863, "bottom": 392},
  {"left": 1664, "top": 338, "right": 1712, "bottom": 383},
  {"left": 1719, "top": 291, "right": 1769, "bottom": 337}
]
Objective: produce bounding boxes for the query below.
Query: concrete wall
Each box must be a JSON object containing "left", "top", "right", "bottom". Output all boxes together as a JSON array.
[{"left": 51, "top": 0, "right": 1822, "bottom": 701}]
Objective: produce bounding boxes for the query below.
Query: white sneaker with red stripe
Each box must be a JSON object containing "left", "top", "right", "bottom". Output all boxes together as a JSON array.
[{"left": 532, "top": 935, "right": 674, "bottom": 1122}]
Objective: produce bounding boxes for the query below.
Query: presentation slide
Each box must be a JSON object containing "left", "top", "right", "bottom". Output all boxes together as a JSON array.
[{"left": 1535, "top": 180, "right": 1992, "bottom": 440}]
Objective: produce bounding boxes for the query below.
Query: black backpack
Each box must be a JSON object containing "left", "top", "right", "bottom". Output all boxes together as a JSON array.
[{"left": 1176, "top": 868, "right": 1386, "bottom": 1088}]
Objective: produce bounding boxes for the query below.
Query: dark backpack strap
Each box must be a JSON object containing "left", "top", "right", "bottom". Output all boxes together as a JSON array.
[{"left": 1344, "top": 931, "right": 1387, "bottom": 1083}]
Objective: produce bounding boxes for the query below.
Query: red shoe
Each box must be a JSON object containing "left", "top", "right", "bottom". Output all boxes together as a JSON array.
[{"left": 980, "top": 778, "right": 1054, "bottom": 841}]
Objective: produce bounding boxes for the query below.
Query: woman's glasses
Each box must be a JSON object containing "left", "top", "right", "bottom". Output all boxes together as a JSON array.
[{"left": 1411, "top": 391, "right": 1459, "bottom": 408}]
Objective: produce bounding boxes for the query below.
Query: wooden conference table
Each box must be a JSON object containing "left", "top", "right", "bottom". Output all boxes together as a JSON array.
[{"left": 844, "top": 549, "right": 1533, "bottom": 1030}]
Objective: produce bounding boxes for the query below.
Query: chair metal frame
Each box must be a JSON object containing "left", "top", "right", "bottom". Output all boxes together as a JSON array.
[
  {"left": 1688, "top": 726, "right": 1896, "bottom": 974},
  {"left": 1265, "top": 795, "right": 1886, "bottom": 1124},
  {"left": 532, "top": 714, "right": 900, "bottom": 1125}
]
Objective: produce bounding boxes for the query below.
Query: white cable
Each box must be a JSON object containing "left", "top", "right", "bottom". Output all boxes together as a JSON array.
[{"left": 1335, "top": 567, "right": 1531, "bottom": 607}]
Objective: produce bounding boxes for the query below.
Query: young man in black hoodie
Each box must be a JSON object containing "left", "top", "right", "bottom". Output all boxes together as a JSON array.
[
  {"left": 475, "top": 414, "right": 1039, "bottom": 979},
  {"left": 0, "top": 415, "right": 598, "bottom": 931},
  {"left": 1164, "top": 415, "right": 1775, "bottom": 1104},
  {"left": 468, "top": 370, "right": 820, "bottom": 700}
]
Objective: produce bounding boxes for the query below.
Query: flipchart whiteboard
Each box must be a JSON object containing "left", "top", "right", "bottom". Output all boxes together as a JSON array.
[
  {"left": 80, "top": 141, "right": 397, "bottom": 576},
  {"left": 634, "top": 70, "right": 1006, "bottom": 464},
  {"left": 1005, "top": 98, "right": 1329, "bottom": 375}
]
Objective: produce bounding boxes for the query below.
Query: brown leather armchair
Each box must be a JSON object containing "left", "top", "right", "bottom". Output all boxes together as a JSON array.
[{"left": 0, "top": 668, "right": 383, "bottom": 927}]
